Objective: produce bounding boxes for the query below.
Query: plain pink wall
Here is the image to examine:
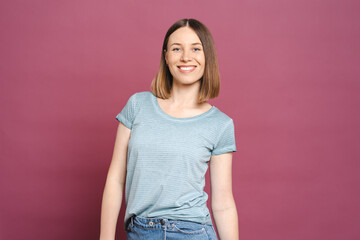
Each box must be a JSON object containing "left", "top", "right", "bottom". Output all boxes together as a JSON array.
[{"left": 1, "top": 0, "right": 359, "bottom": 239}]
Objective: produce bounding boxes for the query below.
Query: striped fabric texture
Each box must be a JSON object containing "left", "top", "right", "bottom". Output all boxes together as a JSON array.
[{"left": 115, "top": 91, "right": 236, "bottom": 229}]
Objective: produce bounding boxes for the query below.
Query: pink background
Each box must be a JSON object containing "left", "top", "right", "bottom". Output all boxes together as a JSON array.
[{"left": 1, "top": 0, "right": 359, "bottom": 239}]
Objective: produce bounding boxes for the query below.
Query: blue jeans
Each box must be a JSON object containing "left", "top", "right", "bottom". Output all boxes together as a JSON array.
[{"left": 126, "top": 216, "right": 218, "bottom": 240}]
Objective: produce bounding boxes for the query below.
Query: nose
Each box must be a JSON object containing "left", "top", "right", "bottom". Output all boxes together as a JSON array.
[{"left": 181, "top": 49, "right": 192, "bottom": 62}]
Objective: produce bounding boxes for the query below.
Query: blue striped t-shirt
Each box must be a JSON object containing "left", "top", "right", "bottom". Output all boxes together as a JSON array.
[{"left": 115, "top": 91, "right": 237, "bottom": 228}]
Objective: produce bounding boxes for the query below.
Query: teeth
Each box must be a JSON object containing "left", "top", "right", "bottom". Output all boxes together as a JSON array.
[{"left": 180, "top": 66, "right": 194, "bottom": 70}]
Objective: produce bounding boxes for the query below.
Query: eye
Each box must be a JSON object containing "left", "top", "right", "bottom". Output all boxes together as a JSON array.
[
  {"left": 172, "top": 47, "right": 181, "bottom": 52},
  {"left": 193, "top": 48, "right": 202, "bottom": 52}
]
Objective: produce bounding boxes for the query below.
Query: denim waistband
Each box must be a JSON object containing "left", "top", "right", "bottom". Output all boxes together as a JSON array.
[{"left": 128, "top": 215, "right": 209, "bottom": 230}]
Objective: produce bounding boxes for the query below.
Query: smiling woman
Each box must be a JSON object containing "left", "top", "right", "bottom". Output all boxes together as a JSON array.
[
  {"left": 151, "top": 18, "right": 220, "bottom": 104},
  {"left": 100, "top": 18, "right": 238, "bottom": 240}
]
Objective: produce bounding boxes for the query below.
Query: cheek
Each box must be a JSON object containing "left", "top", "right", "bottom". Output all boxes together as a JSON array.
[
  {"left": 168, "top": 65, "right": 177, "bottom": 76},
  {"left": 199, "top": 66, "right": 205, "bottom": 76},
  {"left": 198, "top": 56, "right": 205, "bottom": 68},
  {"left": 196, "top": 54, "right": 205, "bottom": 65},
  {"left": 166, "top": 53, "right": 177, "bottom": 63},
  {"left": 165, "top": 52, "right": 173, "bottom": 64},
  {"left": 201, "top": 55, "right": 206, "bottom": 65}
]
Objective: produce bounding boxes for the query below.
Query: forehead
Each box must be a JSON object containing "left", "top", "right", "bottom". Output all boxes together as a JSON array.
[{"left": 168, "top": 27, "right": 202, "bottom": 45}]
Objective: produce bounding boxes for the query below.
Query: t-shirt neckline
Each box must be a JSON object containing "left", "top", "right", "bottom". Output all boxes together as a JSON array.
[{"left": 150, "top": 91, "right": 215, "bottom": 121}]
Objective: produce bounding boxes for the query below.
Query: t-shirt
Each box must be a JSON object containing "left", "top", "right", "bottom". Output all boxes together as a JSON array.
[{"left": 115, "top": 91, "right": 237, "bottom": 229}]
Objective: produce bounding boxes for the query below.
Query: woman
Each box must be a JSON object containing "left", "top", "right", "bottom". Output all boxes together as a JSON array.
[{"left": 100, "top": 18, "right": 239, "bottom": 240}]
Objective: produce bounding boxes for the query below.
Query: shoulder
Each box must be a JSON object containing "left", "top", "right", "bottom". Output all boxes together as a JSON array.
[
  {"left": 125, "top": 91, "right": 152, "bottom": 104},
  {"left": 130, "top": 91, "right": 153, "bottom": 101},
  {"left": 211, "top": 106, "right": 234, "bottom": 124}
]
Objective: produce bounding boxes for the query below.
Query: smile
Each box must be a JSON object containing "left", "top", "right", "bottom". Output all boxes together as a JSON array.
[{"left": 178, "top": 65, "right": 196, "bottom": 73}]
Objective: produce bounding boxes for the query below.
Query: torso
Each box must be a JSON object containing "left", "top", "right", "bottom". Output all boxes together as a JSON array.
[{"left": 121, "top": 91, "right": 235, "bottom": 227}]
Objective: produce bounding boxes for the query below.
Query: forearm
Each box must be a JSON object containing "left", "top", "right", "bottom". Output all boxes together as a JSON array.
[
  {"left": 212, "top": 201, "right": 239, "bottom": 240},
  {"left": 99, "top": 179, "right": 123, "bottom": 240}
]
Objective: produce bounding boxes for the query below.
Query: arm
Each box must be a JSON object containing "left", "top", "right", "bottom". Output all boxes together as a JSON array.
[
  {"left": 210, "top": 152, "right": 239, "bottom": 240},
  {"left": 99, "top": 122, "right": 131, "bottom": 240}
]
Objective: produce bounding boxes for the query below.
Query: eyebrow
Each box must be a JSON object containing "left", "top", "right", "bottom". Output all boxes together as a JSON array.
[{"left": 169, "top": 42, "right": 202, "bottom": 47}]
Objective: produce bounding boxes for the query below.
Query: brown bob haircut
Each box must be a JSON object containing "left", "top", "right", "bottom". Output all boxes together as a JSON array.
[{"left": 150, "top": 18, "right": 220, "bottom": 103}]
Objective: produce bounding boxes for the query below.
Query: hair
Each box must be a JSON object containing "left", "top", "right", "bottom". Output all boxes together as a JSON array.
[{"left": 150, "top": 18, "right": 220, "bottom": 103}]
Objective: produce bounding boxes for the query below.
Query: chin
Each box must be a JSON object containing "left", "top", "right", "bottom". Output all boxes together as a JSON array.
[
  {"left": 180, "top": 81, "right": 201, "bottom": 86},
  {"left": 174, "top": 76, "right": 202, "bottom": 84}
]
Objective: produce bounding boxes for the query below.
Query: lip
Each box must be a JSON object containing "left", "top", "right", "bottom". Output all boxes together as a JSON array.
[{"left": 177, "top": 65, "right": 197, "bottom": 73}]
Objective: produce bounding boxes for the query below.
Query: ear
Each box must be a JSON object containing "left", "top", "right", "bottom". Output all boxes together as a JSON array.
[{"left": 164, "top": 49, "right": 168, "bottom": 65}]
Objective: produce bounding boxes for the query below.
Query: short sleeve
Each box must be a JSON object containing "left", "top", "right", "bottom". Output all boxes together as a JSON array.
[
  {"left": 115, "top": 93, "right": 137, "bottom": 130},
  {"left": 211, "top": 119, "right": 237, "bottom": 156}
]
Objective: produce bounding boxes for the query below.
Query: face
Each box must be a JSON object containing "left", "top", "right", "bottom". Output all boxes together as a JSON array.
[{"left": 165, "top": 27, "right": 205, "bottom": 85}]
